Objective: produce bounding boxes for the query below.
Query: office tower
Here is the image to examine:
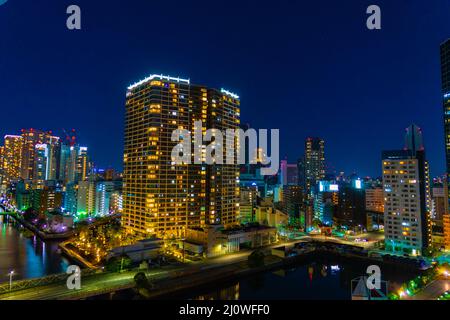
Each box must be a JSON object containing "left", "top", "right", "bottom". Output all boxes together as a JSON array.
[
  {"left": 95, "top": 181, "right": 115, "bottom": 216},
  {"left": 46, "top": 136, "right": 60, "bottom": 181},
  {"left": 382, "top": 125, "right": 432, "bottom": 256},
  {"left": 335, "top": 178, "right": 366, "bottom": 228},
  {"left": 34, "top": 144, "right": 48, "bottom": 188},
  {"left": 32, "top": 187, "right": 64, "bottom": 215},
  {"left": 63, "top": 145, "right": 89, "bottom": 184},
  {"left": 314, "top": 181, "right": 339, "bottom": 225},
  {"left": 20, "top": 129, "right": 52, "bottom": 180},
  {"left": 110, "top": 191, "right": 123, "bottom": 214},
  {"left": 64, "top": 182, "right": 78, "bottom": 214},
  {"left": 302, "top": 137, "right": 325, "bottom": 229},
  {"left": 441, "top": 39, "right": 450, "bottom": 251},
  {"left": 15, "top": 181, "right": 32, "bottom": 211},
  {"left": 123, "top": 74, "right": 240, "bottom": 238},
  {"left": 365, "top": 187, "right": 384, "bottom": 213},
  {"left": 77, "top": 180, "right": 96, "bottom": 217},
  {"left": 59, "top": 143, "right": 71, "bottom": 182},
  {"left": 1, "top": 135, "right": 23, "bottom": 185},
  {"left": 431, "top": 184, "right": 448, "bottom": 226},
  {"left": 282, "top": 185, "right": 304, "bottom": 228},
  {"left": 32, "top": 136, "right": 60, "bottom": 187},
  {"left": 304, "top": 137, "right": 325, "bottom": 193}
]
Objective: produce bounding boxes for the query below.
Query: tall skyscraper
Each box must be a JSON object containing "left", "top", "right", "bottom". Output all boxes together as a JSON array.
[
  {"left": 314, "top": 181, "right": 339, "bottom": 225},
  {"left": 60, "top": 145, "right": 89, "bottom": 184},
  {"left": 335, "top": 178, "right": 366, "bottom": 228},
  {"left": 32, "top": 136, "right": 60, "bottom": 188},
  {"left": 382, "top": 125, "right": 432, "bottom": 256},
  {"left": 20, "top": 129, "right": 52, "bottom": 180},
  {"left": 282, "top": 185, "right": 304, "bottom": 228},
  {"left": 365, "top": 187, "right": 384, "bottom": 213},
  {"left": 302, "top": 137, "right": 325, "bottom": 229},
  {"left": 304, "top": 137, "right": 325, "bottom": 193},
  {"left": 95, "top": 181, "right": 115, "bottom": 216},
  {"left": 123, "top": 74, "right": 240, "bottom": 238},
  {"left": 1, "top": 135, "right": 23, "bottom": 186},
  {"left": 441, "top": 39, "right": 450, "bottom": 250}
]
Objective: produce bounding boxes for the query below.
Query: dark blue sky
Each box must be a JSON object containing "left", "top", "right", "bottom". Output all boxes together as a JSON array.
[{"left": 1, "top": 0, "right": 449, "bottom": 177}]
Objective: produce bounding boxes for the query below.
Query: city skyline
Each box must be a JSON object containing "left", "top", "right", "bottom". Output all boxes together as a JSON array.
[
  {"left": 1, "top": 1, "right": 450, "bottom": 177},
  {"left": 2, "top": 0, "right": 450, "bottom": 304}
]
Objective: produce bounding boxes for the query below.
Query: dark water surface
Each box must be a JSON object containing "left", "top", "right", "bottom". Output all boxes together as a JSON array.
[
  {"left": 176, "top": 255, "right": 419, "bottom": 300},
  {"left": 0, "top": 215, "right": 70, "bottom": 283}
]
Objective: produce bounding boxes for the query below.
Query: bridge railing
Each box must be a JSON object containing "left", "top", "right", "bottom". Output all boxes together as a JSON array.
[{"left": 0, "top": 269, "right": 98, "bottom": 295}]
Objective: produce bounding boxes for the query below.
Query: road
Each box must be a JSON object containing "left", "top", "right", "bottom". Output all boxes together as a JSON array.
[
  {"left": 0, "top": 239, "right": 303, "bottom": 300},
  {"left": 0, "top": 269, "right": 172, "bottom": 300},
  {"left": 408, "top": 280, "right": 450, "bottom": 300}
]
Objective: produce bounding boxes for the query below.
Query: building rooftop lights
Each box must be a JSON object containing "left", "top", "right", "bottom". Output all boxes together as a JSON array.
[
  {"left": 221, "top": 88, "right": 240, "bottom": 100},
  {"left": 445, "top": 92, "right": 450, "bottom": 99},
  {"left": 128, "top": 74, "right": 190, "bottom": 90}
]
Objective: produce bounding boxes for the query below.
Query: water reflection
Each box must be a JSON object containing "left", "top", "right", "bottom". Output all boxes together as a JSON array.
[
  {"left": 195, "top": 283, "right": 241, "bottom": 301},
  {"left": 184, "top": 257, "right": 418, "bottom": 300},
  {"left": 0, "top": 215, "right": 70, "bottom": 283}
]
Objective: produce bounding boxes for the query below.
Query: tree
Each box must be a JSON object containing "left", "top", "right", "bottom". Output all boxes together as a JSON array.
[
  {"left": 423, "top": 247, "right": 437, "bottom": 258},
  {"left": 134, "top": 272, "right": 154, "bottom": 299},
  {"left": 105, "top": 254, "right": 132, "bottom": 272},
  {"left": 312, "top": 219, "right": 322, "bottom": 229},
  {"left": 134, "top": 272, "right": 150, "bottom": 289},
  {"left": 248, "top": 249, "right": 265, "bottom": 268},
  {"left": 23, "top": 208, "right": 38, "bottom": 222}
]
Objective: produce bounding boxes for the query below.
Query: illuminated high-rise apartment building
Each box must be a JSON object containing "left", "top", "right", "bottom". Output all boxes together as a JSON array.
[
  {"left": 382, "top": 125, "right": 432, "bottom": 256},
  {"left": 304, "top": 137, "right": 325, "bottom": 193},
  {"left": 123, "top": 74, "right": 240, "bottom": 238},
  {"left": 20, "top": 128, "right": 53, "bottom": 181},
  {"left": 0, "top": 146, "right": 3, "bottom": 188},
  {"left": 59, "top": 144, "right": 89, "bottom": 184},
  {"left": 34, "top": 136, "right": 60, "bottom": 187},
  {"left": 302, "top": 137, "right": 325, "bottom": 229},
  {"left": 1, "top": 135, "right": 23, "bottom": 186}
]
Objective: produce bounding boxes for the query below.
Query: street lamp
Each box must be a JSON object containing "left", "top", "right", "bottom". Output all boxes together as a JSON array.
[{"left": 8, "top": 270, "right": 15, "bottom": 291}]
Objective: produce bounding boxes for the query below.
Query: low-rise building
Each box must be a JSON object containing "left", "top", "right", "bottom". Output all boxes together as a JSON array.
[
  {"left": 185, "top": 224, "right": 278, "bottom": 258},
  {"left": 254, "top": 199, "right": 288, "bottom": 228},
  {"left": 107, "top": 238, "right": 164, "bottom": 262}
]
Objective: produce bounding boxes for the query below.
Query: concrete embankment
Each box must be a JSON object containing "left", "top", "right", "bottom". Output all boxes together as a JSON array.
[
  {"left": 137, "top": 247, "right": 424, "bottom": 299},
  {"left": 138, "top": 253, "right": 315, "bottom": 299}
]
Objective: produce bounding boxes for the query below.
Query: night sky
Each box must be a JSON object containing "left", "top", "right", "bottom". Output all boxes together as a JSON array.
[{"left": 1, "top": 0, "right": 449, "bottom": 178}]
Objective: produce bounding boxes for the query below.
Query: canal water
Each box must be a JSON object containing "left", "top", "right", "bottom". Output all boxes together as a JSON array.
[
  {"left": 0, "top": 215, "right": 70, "bottom": 284},
  {"left": 174, "top": 255, "right": 419, "bottom": 300}
]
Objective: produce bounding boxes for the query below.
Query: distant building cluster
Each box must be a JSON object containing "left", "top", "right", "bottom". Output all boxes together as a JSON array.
[{"left": 0, "top": 128, "right": 123, "bottom": 224}]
